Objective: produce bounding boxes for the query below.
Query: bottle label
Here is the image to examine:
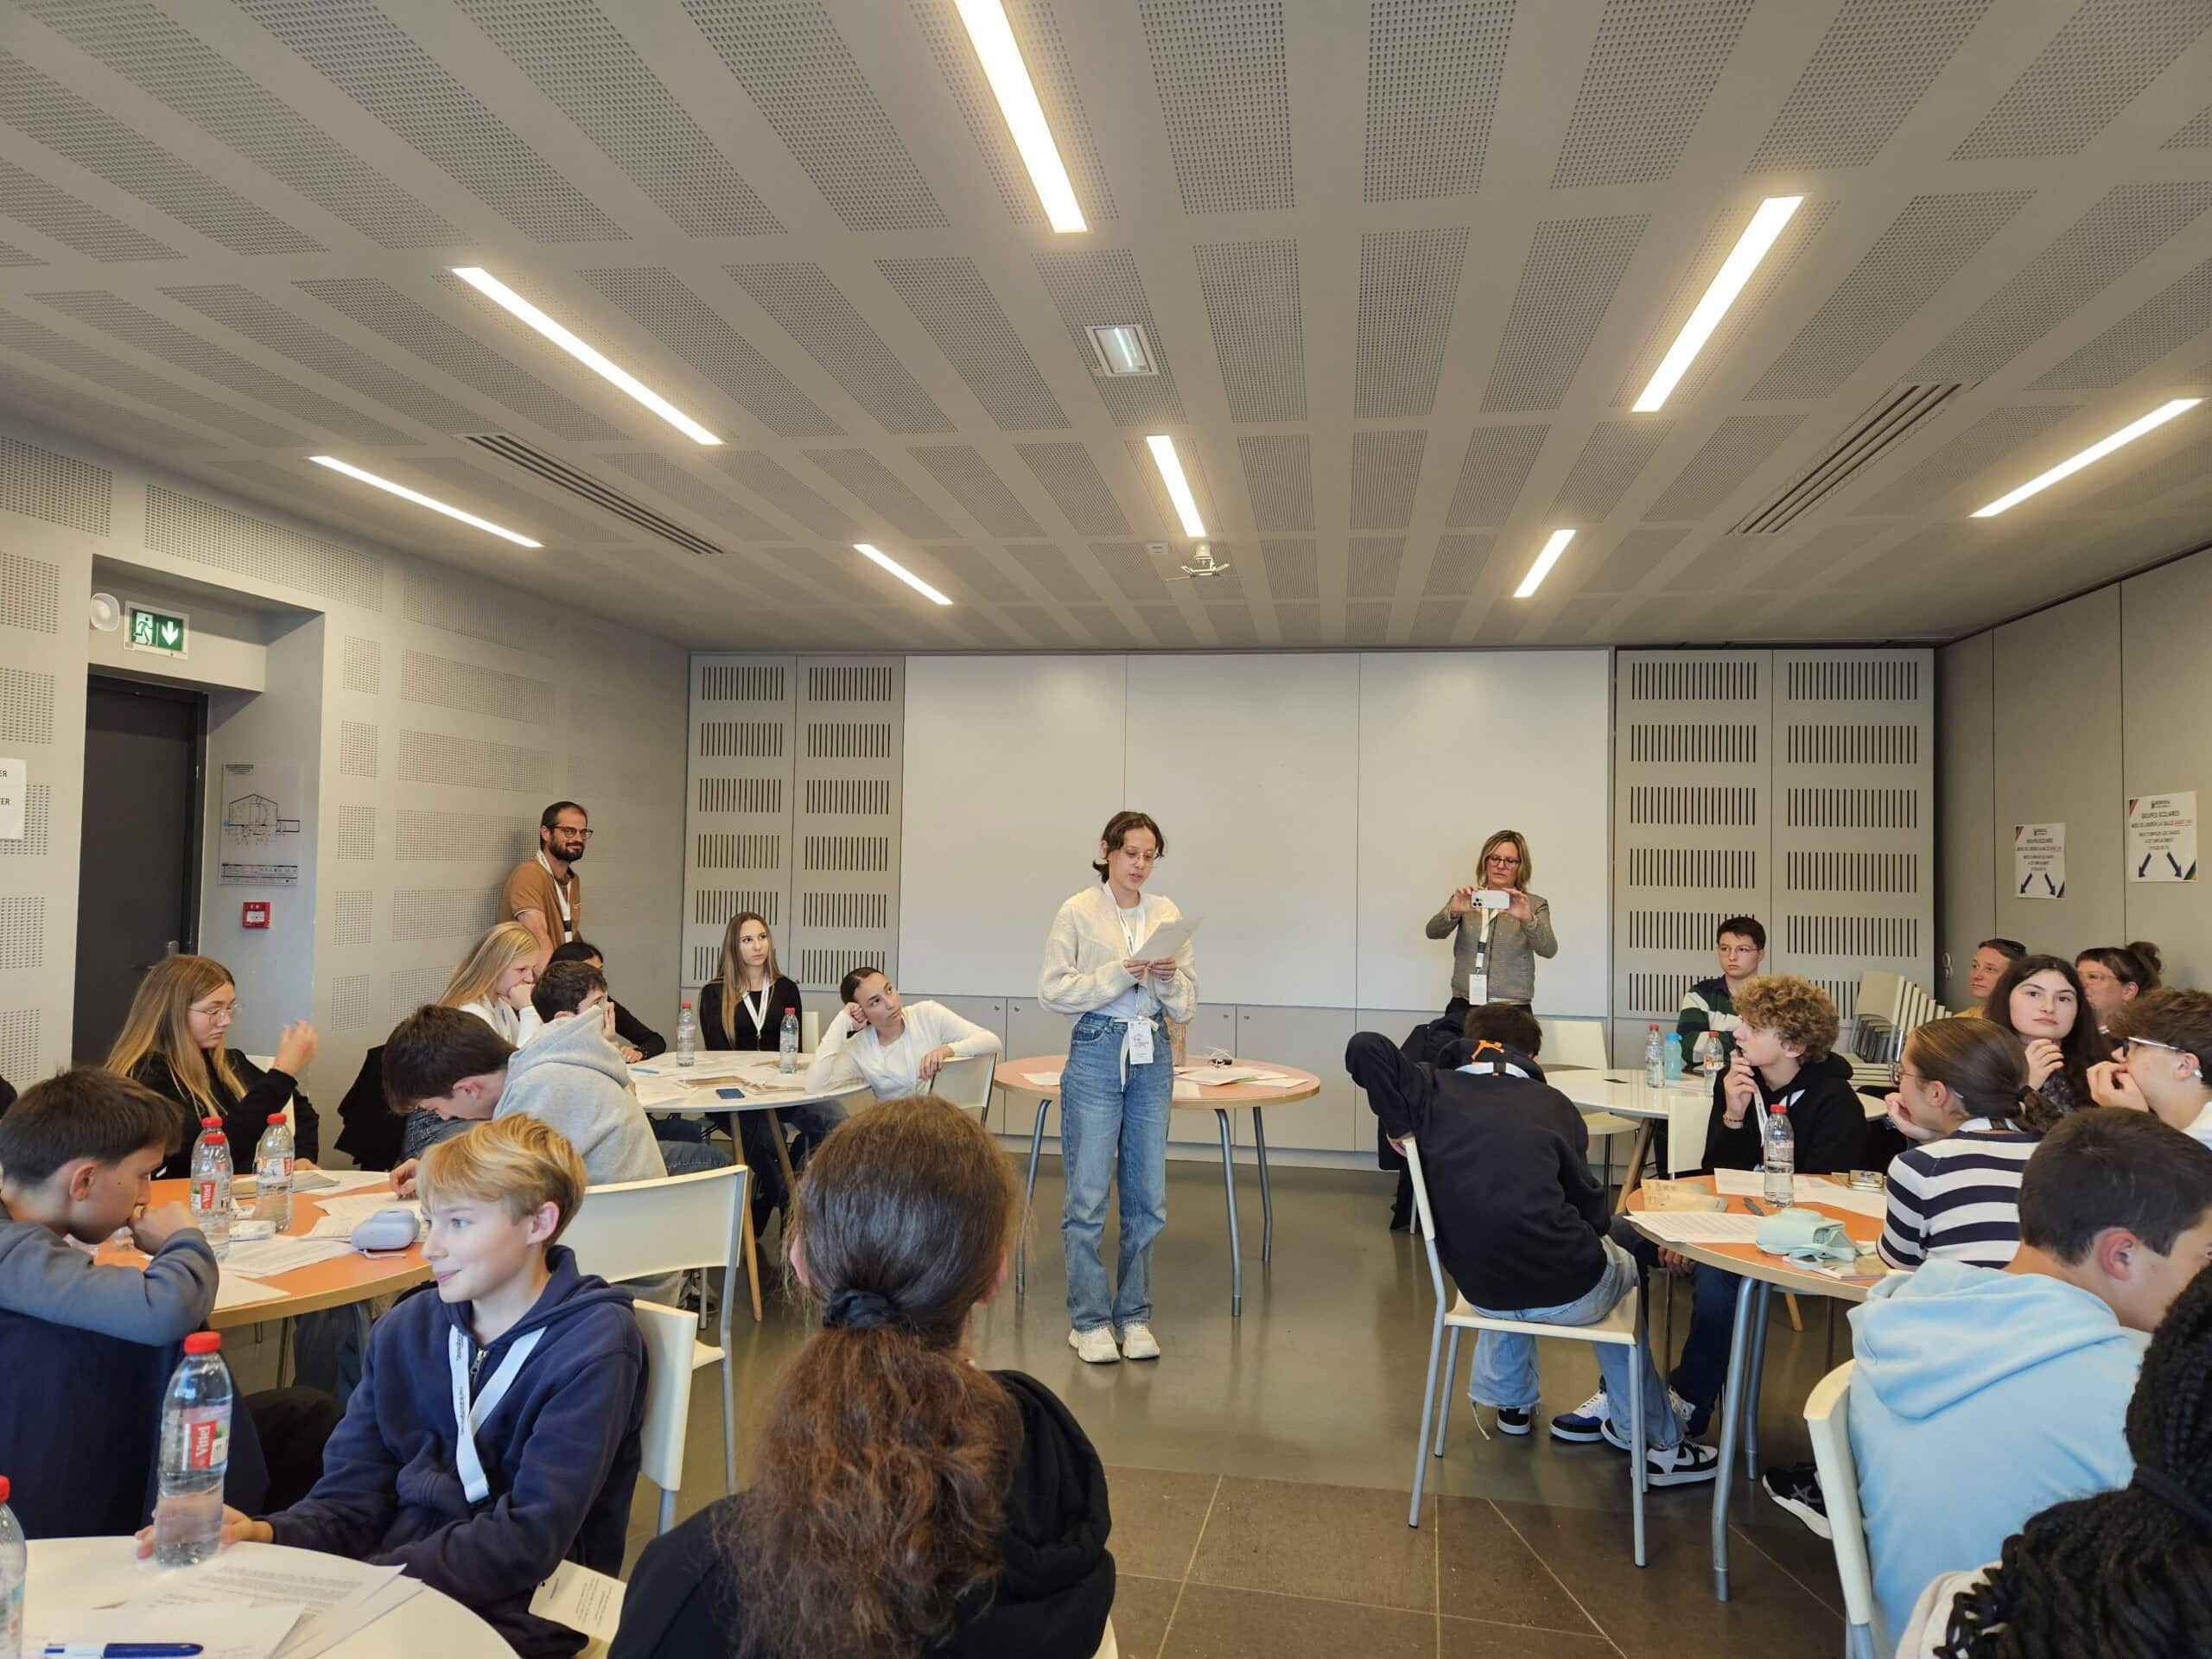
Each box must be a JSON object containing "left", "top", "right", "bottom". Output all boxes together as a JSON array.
[
  {"left": 181, "top": 1404, "right": 230, "bottom": 1472},
  {"left": 194, "top": 1179, "right": 216, "bottom": 1212},
  {"left": 2, "top": 1577, "right": 20, "bottom": 1657},
  {"left": 261, "top": 1154, "right": 293, "bottom": 1183}
]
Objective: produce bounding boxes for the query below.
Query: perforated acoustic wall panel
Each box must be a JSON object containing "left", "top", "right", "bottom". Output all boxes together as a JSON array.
[{"left": 683, "top": 656, "right": 796, "bottom": 995}]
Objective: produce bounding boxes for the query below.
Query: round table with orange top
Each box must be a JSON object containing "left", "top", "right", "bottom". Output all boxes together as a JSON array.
[
  {"left": 101, "top": 1173, "right": 429, "bottom": 1329},
  {"left": 993, "top": 1056, "right": 1322, "bottom": 1318},
  {"left": 1624, "top": 1174, "right": 1888, "bottom": 1602}
]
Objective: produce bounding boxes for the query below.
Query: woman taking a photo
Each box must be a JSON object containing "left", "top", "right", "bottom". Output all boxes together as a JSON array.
[
  {"left": 440, "top": 922, "right": 547, "bottom": 1046},
  {"left": 1424, "top": 830, "right": 1555, "bottom": 1016},
  {"left": 611, "top": 1097, "right": 1116, "bottom": 1659},
  {"left": 1984, "top": 954, "right": 2102, "bottom": 1114},
  {"left": 1039, "top": 810, "right": 1197, "bottom": 1367},
  {"left": 109, "top": 955, "right": 320, "bottom": 1177}
]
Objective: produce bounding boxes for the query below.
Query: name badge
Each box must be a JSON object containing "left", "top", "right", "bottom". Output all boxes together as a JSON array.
[
  {"left": 1466, "top": 970, "right": 1489, "bottom": 1007},
  {"left": 1129, "top": 1018, "right": 1155, "bottom": 1065}
]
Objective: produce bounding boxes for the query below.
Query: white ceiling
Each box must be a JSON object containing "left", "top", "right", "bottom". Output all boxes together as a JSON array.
[{"left": 0, "top": 0, "right": 2207, "bottom": 652}]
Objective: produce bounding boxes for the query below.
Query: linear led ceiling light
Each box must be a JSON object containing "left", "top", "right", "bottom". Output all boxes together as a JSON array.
[
  {"left": 1145, "top": 434, "right": 1206, "bottom": 537},
  {"left": 1633, "top": 195, "right": 1803, "bottom": 412},
  {"left": 308, "top": 456, "right": 541, "bottom": 547},
  {"left": 1513, "top": 529, "right": 1576, "bottom": 598},
  {"left": 855, "top": 543, "right": 952, "bottom": 606},
  {"left": 952, "top": 0, "right": 1086, "bottom": 232},
  {"left": 449, "top": 266, "right": 721, "bottom": 445},
  {"left": 1971, "top": 398, "right": 2202, "bottom": 518}
]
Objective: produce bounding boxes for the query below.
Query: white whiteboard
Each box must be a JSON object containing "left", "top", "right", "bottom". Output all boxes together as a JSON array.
[
  {"left": 1123, "top": 653, "right": 1363, "bottom": 1007},
  {"left": 1354, "top": 652, "right": 1611, "bottom": 1016},
  {"left": 898, "top": 655, "right": 1128, "bottom": 995}
]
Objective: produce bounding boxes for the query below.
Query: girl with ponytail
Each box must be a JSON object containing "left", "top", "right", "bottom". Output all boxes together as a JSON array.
[
  {"left": 1893, "top": 1262, "right": 2212, "bottom": 1656},
  {"left": 611, "top": 1097, "right": 1116, "bottom": 1659}
]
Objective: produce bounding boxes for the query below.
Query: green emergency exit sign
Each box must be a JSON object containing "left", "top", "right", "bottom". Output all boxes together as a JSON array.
[{"left": 127, "top": 601, "right": 188, "bottom": 657}]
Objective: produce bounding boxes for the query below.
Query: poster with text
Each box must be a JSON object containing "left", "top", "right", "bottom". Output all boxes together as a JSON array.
[
  {"left": 2014, "top": 822, "right": 2066, "bottom": 899},
  {"left": 219, "top": 760, "right": 302, "bottom": 885},
  {"left": 2127, "top": 791, "right": 2198, "bottom": 883}
]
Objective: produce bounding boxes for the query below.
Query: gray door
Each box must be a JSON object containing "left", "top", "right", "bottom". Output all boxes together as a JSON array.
[{"left": 73, "top": 677, "right": 204, "bottom": 1061}]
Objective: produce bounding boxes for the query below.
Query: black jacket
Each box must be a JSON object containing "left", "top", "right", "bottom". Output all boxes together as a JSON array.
[
  {"left": 134, "top": 1051, "right": 320, "bottom": 1179},
  {"left": 697, "top": 977, "right": 804, "bottom": 1053},
  {"left": 613, "top": 1000, "right": 666, "bottom": 1061},
  {"left": 1347, "top": 1031, "right": 1609, "bottom": 1311},
  {"left": 1700, "top": 1051, "right": 1861, "bottom": 1176},
  {"left": 611, "top": 1370, "right": 1113, "bottom": 1659},
  {"left": 334, "top": 1046, "right": 401, "bottom": 1172}
]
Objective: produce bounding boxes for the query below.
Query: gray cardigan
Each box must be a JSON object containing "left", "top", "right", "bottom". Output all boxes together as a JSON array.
[{"left": 1424, "top": 893, "right": 1557, "bottom": 1005}]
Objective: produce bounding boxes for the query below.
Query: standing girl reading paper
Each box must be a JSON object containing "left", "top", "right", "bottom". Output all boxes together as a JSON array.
[{"left": 1039, "top": 810, "right": 1198, "bottom": 1366}]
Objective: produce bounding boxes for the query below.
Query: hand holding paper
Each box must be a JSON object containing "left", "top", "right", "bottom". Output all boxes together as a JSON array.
[{"left": 1131, "top": 912, "right": 1201, "bottom": 967}]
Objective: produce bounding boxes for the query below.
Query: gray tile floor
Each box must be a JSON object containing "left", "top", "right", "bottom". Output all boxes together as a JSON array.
[{"left": 623, "top": 1156, "right": 1849, "bottom": 1656}]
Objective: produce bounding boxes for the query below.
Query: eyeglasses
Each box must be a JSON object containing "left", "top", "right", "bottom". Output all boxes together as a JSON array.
[
  {"left": 2125, "top": 1035, "right": 2185, "bottom": 1057},
  {"left": 190, "top": 1001, "right": 238, "bottom": 1021},
  {"left": 550, "top": 825, "right": 592, "bottom": 839}
]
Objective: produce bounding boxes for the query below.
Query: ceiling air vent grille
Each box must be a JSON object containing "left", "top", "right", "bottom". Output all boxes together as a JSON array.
[
  {"left": 1732, "top": 384, "right": 1962, "bottom": 534},
  {"left": 461, "top": 434, "right": 730, "bottom": 556}
]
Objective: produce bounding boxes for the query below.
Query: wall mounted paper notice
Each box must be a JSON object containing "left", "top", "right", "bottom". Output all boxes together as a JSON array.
[
  {"left": 0, "top": 757, "right": 22, "bottom": 841},
  {"left": 2127, "top": 791, "right": 2198, "bottom": 883},
  {"left": 2013, "top": 822, "right": 2066, "bottom": 899},
  {"left": 531, "top": 1560, "right": 627, "bottom": 1641}
]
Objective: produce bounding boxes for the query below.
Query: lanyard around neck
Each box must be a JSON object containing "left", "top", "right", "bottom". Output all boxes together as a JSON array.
[{"left": 449, "top": 1324, "right": 545, "bottom": 1503}]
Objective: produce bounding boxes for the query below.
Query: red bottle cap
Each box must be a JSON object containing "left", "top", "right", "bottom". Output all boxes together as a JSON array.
[
  {"left": 184, "top": 1332, "right": 222, "bottom": 1355},
  {"left": 202, "top": 1117, "right": 220, "bottom": 1129},
  {"left": 268, "top": 1114, "right": 286, "bottom": 1124},
  {"left": 0, "top": 1475, "right": 10, "bottom": 1502}
]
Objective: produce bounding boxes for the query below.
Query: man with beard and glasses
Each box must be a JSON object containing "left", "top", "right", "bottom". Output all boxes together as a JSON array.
[{"left": 503, "top": 801, "right": 589, "bottom": 955}]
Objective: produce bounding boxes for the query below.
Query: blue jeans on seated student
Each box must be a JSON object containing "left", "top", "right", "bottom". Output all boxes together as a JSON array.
[
  {"left": 659, "top": 1139, "right": 733, "bottom": 1176},
  {"left": 1608, "top": 1213, "right": 1741, "bottom": 1416},
  {"left": 1465, "top": 1236, "right": 1681, "bottom": 1449},
  {"left": 1061, "top": 1011, "right": 1173, "bottom": 1333},
  {"left": 783, "top": 1098, "right": 848, "bottom": 1153}
]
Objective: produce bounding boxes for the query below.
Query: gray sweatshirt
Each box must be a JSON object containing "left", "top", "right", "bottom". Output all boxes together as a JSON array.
[
  {"left": 496, "top": 1010, "right": 668, "bottom": 1187},
  {"left": 0, "top": 1196, "right": 217, "bottom": 1344},
  {"left": 1423, "top": 893, "right": 1558, "bottom": 1005}
]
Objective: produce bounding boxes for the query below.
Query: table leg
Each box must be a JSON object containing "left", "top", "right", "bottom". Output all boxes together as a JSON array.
[
  {"left": 1251, "top": 1107, "right": 1273, "bottom": 1264},
  {"left": 765, "top": 1108, "right": 798, "bottom": 1204},
  {"left": 1015, "top": 1096, "right": 1050, "bottom": 1298},
  {"left": 1216, "top": 1107, "right": 1243, "bottom": 1318},
  {"left": 1611, "top": 1121, "right": 1656, "bottom": 1214},
  {"left": 1710, "top": 1274, "right": 1759, "bottom": 1601},
  {"left": 1745, "top": 1281, "right": 1774, "bottom": 1483},
  {"left": 739, "top": 1192, "right": 764, "bottom": 1324}
]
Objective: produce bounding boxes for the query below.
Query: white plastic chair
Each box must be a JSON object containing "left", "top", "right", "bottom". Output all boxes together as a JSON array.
[
  {"left": 1804, "top": 1361, "right": 1883, "bottom": 1659},
  {"left": 802, "top": 1009, "right": 821, "bottom": 1051},
  {"left": 928, "top": 1054, "right": 995, "bottom": 1114},
  {"left": 1091, "top": 1617, "right": 1118, "bottom": 1659},
  {"left": 631, "top": 1299, "right": 702, "bottom": 1535},
  {"left": 560, "top": 1165, "right": 751, "bottom": 1508},
  {"left": 1401, "top": 1139, "right": 1650, "bottom": 1563}
]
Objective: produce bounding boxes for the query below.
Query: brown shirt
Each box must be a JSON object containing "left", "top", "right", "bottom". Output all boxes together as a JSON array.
[{"left": 500, "top": 854, "right": 582, "bottom": 949}]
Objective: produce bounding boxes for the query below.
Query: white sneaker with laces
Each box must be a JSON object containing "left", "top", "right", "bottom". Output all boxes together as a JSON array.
[
  {"left": 1118, "top": 1323, "right": 1160, "bottom": 1361},
  {"left": 1599, "top": 1389, "right": 1698, "bottom": 1452},
  {"left": 1069, "top": 1325, "right": 1120, "bottom": 1364}
]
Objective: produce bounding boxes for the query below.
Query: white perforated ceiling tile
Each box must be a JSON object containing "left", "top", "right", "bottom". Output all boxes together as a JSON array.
[
  {"left": 0, "top": 312, "right": 297, "bottom": 442},
  {"left": 727, "top": 263, "right": 952, "bottom": 435},
  {"left": 1483, "top": 216, "right": 1648, "bottom": 413},
  {"left": 0, "top": 158, "right": 178, "bottom": 262},
  {"left": 1952, "top": 0, "right": 2210, "bottom": 161},
  {"left": 1014, "top": 443, "right": 1129, "bottom": 536},
  {"left": 717, "top": 452, "right": 859, "bottom": 539},
  {"left": 1551, "top": 0, "right": 1754, "bottom": 188},
  {"left": 802, "top": 448, "right": 957, "bottom": 540},
  {"left": 1259, "top": 537, "right": 1317, "bottom": 599},
  {"left": 1237, "top": 435, "right": 1314, "bottom": 531},
  {"left": 1350, "top": 429, "right": 1425, "bottom": 530},
  {"left": 1355, "top": 228, "right": 1470, "bottom": 419},
  {"left": 1643, "top": 415, "right": 1805, "bottom": 524},
  {"left": 1195, "top": 239, "right": 1306, "bottom": 423},
  {"left": 1363, "top": 0, "right": 1512, "bottom": 202},
  {"left": 1748, "top": 0, "right": 1993, "bottom": 173},
  {"left": 1088, "top": 541, "right": 1170, "bottom": 601},
  {"left": 1857, "top": 405, "right": 2081, "bottom": 518},
  {"left": 906, "top": 446, "right": 1041, "bottom": 537},
  {"left": 1347, "top": 535, "right": 1403, "bottom": 599},
  {"left": 1139, "top": 0, "right": 1294, "bottom": 215},
  {"left": 874, "top": 257, "right": 1067, "bottom": 432},
  {"left": 1032, "top": 248, "right": 1186, "bottom": 428},
  {"left": 2031, "top": 256, "right": 2212, "bottom": 389},
  {"left": 1445, "top": 425, "right": 1548, "bottom": 528},
  {"left": 1549, "top": 419, "right": 1677, "bottom": 524},
  {"left": 1424, "top": 532, "right": 1494, "bottom": 597},
  {"left": 603, "top": 452, "right": 785, "bottom": 541},
  {"left": 578, "top": 266, "right": 841, "bottom": 437}
]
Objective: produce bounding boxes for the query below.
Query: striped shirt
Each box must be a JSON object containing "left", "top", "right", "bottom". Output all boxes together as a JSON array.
[{"left": 1877, "top": 1118, "right": 2043, "bottom": 1270}]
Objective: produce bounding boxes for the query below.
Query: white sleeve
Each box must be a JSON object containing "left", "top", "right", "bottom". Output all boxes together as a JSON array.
[
  {"left": 803, "top": 1009, "right": 862, "bottom": 1092},
  {"left": 1038, "top": 901, "right": 1135, "bottom": 1014},
  {"left": 919, "top": 1001, "right": 1001, "bottom": 1058}
]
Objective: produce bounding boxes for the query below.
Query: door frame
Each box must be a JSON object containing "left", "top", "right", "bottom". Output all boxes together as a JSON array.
[{"left": 86, "top": 672, "right": 209, "bottom": 958}]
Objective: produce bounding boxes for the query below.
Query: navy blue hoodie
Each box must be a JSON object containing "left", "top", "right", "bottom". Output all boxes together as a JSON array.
[{"left": 265, "top": 1246, "right": 645, "bottom": 1659}]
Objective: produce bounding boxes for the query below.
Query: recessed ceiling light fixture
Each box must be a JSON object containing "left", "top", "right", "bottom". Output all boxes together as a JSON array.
[
  {"left": 1145, "top": 434, "right": 1206, "bottom": 537},
  {"left": 951, "top": 0, "right": 1086, "bottom": 232},
  {"left": 449, "top": 266, "right": 722, "bottom": 445},
  {"left": 855, "top": 543, "right": 953, "bottom": 606},
  {"left": 1633, "top": 195, "right": 1803, "bottom": 412},
  {"left": 1970, "top": 397, "right": 2202, "bottom": 518},
  {"left": 1513, "top": 528, "right": 1576, "bottom": 598},
  {"left": 1088, "top": 323, "right": 1155, "bottom": 376},
  {"left": 308, "top": 455, "right": 542, "bottom": 547}
]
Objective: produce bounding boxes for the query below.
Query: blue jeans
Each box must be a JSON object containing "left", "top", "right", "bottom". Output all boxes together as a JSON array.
[
  {"left": 659, "top": 1139, "right": 734, "bottom": 1176},
  {"left": 1464, "top": 1236, "right": 1681, "bottom": 1450},
  {"left": 783, "top": 1099, "right": 848, "bottom": 1152},
  {"left": 1609, "top": 1213, "right": 1740, "bottom": 1413},
  {"left": 1060, "top": 1011, "right": 1173, "bottom": 1332}
]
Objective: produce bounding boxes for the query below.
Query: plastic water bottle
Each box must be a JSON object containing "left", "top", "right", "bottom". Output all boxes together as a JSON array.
[
  {"left": 254, "top": 1114, "right": 295, "bottom": 1230},
  {"left": 779, "top": 1007, "right": 799, "bottom": 1074},
  {"left": 151, "top": 1332, "right": 232, "bottom": 1567},
  {"left": 676, "top": 1001, "right": 696, "bottom": 1067},
  {"left": 1663, "top": 1033, "right": 1685, "bottom": 1082},
  {"left": 1643, "top": 1026, "right": 1665, "bottom": 1088},
  {"left": 1764, "top": 1103, "right": 1795, "bottom": 1208},
  {"left": 188, "top": 1121, "right": 232, "bottom": 1259},
  {"left": 0, "top": 1476, "right": 23, "bottom": 1659}
]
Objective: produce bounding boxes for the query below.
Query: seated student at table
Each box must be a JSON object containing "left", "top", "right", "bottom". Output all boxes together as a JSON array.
[
  {"left": 1986, "top": 953, "right": 2103, "bottom": 1114},
  {"left": 440, "top": 922, "right": 548, "bottom": 1047},
  {"left": 107, "top": 954, "right": 321, "bottom": 1179},
  {"left": 1675, "top": 914, "right": 1765, "bottom": 1067},
  {"left": 1850, "top": 1109, "right": 2212, "bottom": 1647},
  {"left": 1594, "top": 976, "right": 1859, "bottom": 1443},
  {"left": 612, "top": 1096, "right": 1114, "bottom": 1659},
  {"left": 550, "top": 938, "right": 664, "bottom": 1061},
  {"left": 1895, "top": 1260, "right": 2212, "bottom": 1659},
  {"left": 2094, "top": 988, "right": 2212, "bottom": 1147},
  {"left": 806, "top": 966, "right": 1001, "bottom": 1108},
  {"left": 1345, "top": 1007, "right": 1719, "bottom": 1485},
  {"left": 537, "top": 957, "right": 711, "bottom": 1153},
  {"left": 696, "top": 910, "right": 804, "bottom": 1224},
  {"left": 159, "top": 1117, "right": 648, "bottom": 1659}
]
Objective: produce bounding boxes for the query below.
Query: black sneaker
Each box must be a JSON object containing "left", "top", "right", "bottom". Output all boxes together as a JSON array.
[
  {"left": 1494, "top": 1406, "right": 1533, "bottom": 1436},
  {"left": 1762, "top": 1461, "right": 1831, "bottom": 1539}
]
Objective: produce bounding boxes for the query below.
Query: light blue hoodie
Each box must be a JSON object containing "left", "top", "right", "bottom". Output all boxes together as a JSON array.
[{"left": 1847, "top": 1257, "right": 2145, "bottom": 1645}]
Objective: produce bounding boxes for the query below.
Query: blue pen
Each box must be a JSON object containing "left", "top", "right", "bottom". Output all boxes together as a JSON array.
[{"left": 42, "top": 1645, "right": 206, "bottom": 1658}]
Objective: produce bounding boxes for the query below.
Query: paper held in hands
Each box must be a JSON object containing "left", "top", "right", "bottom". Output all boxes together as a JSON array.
[{"left": 1133, "top": 912, "right": 1202, "bottom": 963}]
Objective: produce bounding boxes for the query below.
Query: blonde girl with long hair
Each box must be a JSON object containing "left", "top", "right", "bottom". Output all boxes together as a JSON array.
[
  {"left": 107, "top": 954, "right": 318, "bottom": 1178},
  {"left": 440, "top": 921, "right": 548, "bottom": 1046}
]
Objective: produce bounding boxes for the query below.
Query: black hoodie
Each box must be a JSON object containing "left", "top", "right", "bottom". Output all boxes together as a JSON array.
[
  {"left": 612, "top": 1370, "right": 1114, "bottom": 1659},
  {"left": 1699, "top": 1050, "right": 1862, "bottom": 1176}
]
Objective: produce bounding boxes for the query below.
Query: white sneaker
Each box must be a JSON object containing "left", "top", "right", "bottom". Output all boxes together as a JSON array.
[
  {"left": 1069, "top": 1325, "right": 1120, "bottom": 1364},
  {"left": 1599, "top": 1389, "right": 1698, "bottom": 1452},
  {"left": 1548, "top": 1389, "right": 1609, "bottom": 1442},
  {"left": 1118, "top": 1323, "right": 1160, "bottom": 1361}
]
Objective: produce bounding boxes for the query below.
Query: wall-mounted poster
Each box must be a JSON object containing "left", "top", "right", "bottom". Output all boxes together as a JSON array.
[
  {"left": 2014, "top": 822, "right": 2066, "bottom": 899},
  {"left": 2127, "top": 791, "right": 2198, "bottom": 883}
]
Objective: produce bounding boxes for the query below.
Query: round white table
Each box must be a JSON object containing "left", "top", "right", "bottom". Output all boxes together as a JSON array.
[{"left": 26, "top": 1536, "right": 510, "bottom": 1658}]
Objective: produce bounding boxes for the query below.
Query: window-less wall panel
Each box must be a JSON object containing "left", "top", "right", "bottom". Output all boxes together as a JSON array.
[
  {"left": 792, "top": 658, "right": 902, "bottom": 994},
  {"left": 683, "top": 657, "right": 793, "bottom": 995}
]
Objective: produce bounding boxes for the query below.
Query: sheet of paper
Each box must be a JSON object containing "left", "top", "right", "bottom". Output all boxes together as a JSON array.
[
  {"left": 219, "top": 1235, "right": 356, "bottom": 1276},
  {"left": 213, "top": 1273, "right": 291, "bottom": 1311},
  {"left": 529, "top": 1560, "right": 627, "bottom": 1642},
  {"left": 127, "top": 1546, "right": 414, "bottom": 1659},
  {"left": 1709, "top": 1169, "right": 1891, "bottom": 1218},
  {"left": 302, "top": 1191, "right": 409, "bottom": 1228},
  {"left": 633, "top": 1076, "right": 695, "bottom": 1109},
  {"left": 1633, "top": 1211, "right": 1766, "bottom": 1244},
  {"left": 34, "top": 1598, "right": 306, "bottom": 1659},
  {"left": 296, "top": 1165, "right": 397, "bottom": 1196},
  {"left": 1024, "top": 1070, "right": 1062, "bottom": 1087},
  {"left": 1134, "top": 911, "right": 1201, "bottom": 963},
  {"left": 1172, "top": 1079, "right": 1202, "bottom": 1102},
  {"left": 631, "top": 1055, "right": 756, "bottom": 1083}
]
